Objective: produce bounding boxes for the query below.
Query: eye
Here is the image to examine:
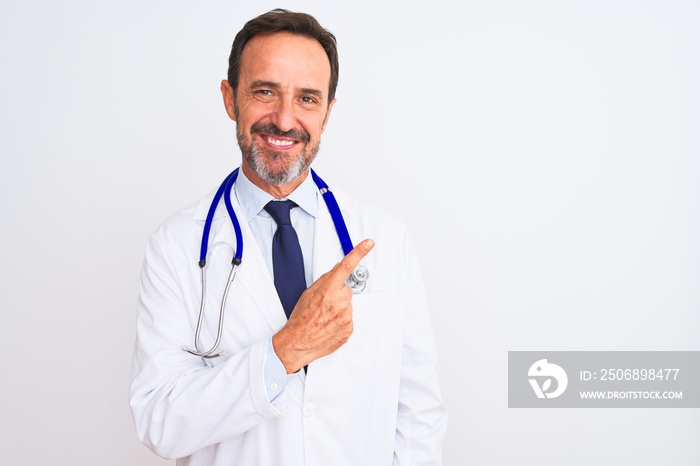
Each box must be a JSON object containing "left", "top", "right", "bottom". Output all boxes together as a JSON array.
[
  {"left": 300, "top": 96, "right": 317, "bottom": 104},
  {"left": 253, "top": 89, "right": 276, "bottom": 102}
]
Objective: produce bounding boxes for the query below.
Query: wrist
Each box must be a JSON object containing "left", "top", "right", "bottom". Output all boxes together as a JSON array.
[{"left": 272, "top": 330, "right": 306, "bottom": 374}]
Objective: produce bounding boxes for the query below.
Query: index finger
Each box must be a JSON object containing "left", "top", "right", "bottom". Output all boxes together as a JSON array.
[{"left": 329, "top": 238, "right": 375, "bottom": 285}]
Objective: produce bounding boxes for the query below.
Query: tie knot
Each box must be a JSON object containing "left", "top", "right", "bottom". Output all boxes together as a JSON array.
[{"left": 264, "top": 200, "right": 297, "bottom": 226}]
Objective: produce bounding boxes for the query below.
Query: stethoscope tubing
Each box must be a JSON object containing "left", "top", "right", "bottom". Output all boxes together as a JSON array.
[
  {"left": 199, "top": 168, "right": 243, "bottom": 268},
  {"left": 310, "top": 169, "right": 354, "bottom": 256},
  {"left": 184, "top": 167, "right": 364, "bottom": 359}
]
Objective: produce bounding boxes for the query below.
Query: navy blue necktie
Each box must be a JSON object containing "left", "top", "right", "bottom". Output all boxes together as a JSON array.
[{"left": 264, "top": 200, "right": 306, "bottom": 319}]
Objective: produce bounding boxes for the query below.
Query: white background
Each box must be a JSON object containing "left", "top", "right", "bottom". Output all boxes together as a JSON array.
[{"left": 1, "top": 1, "right": 698, "bottom": 464}]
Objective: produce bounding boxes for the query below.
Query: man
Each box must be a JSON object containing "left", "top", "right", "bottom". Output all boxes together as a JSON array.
[{"left": 130, "top": 9, "right": 446, "bottom": 465}]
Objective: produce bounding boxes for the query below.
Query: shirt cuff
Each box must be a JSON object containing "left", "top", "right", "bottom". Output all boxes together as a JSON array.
[{"left": 264, "top": 337, "right": 289, "bottom": 402}]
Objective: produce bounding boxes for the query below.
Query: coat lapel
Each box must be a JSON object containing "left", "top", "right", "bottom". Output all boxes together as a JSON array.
[
  {"left": 312, "top": 191, "right": 345, "bottom": 282},
  {"left": 206, "top": 195, "right": 288, "bottom": 333}
]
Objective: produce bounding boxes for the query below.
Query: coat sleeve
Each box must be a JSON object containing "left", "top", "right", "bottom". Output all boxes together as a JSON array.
[
  {"left": 129, "top": 227, "right": 284, "bottom": 459},
  {"left": 393, "top": 231, "right": 448, "bottom": 465}
]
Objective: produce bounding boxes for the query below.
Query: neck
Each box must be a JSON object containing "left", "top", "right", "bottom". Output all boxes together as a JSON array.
[{"left": 241, "top": 163, "right": 308, "bottom": 199}]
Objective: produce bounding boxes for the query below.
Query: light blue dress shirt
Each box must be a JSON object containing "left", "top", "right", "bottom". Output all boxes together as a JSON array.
[{"left": 233, "top": 168, "right": 319, "bottom": 400}]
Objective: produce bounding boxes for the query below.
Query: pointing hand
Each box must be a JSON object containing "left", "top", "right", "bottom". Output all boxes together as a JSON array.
[{"left": 272, "top": 239, "right": 375, "bottom": 373}]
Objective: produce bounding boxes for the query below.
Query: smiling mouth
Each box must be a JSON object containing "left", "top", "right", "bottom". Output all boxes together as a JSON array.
[
  {"left": 250, "top": 122, "right": 310, "bottom": 149},
  {"left": 258, "top": 134, "right": 299, "bottom": 151},
  {"left": 264, "top": 136, "right": 296, "bottom": 148}
]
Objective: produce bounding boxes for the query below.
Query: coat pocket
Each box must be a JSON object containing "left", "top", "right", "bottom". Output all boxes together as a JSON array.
[{"left": 343, "top": 290, "right": 398, "bottom": 375}]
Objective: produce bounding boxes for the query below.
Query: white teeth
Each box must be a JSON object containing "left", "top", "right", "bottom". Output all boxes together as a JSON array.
[{"left": 267, "top": 137, "right": 294, "bottom": 147}]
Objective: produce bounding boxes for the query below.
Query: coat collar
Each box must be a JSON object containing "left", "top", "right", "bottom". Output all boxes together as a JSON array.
[{"left": 192, "top": 167, "right": 328, "bottom": 222}]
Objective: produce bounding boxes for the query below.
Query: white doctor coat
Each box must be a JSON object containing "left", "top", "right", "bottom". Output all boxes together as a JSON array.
[{"left": 129, "top": 178, "right": 447, "bottom": 465}]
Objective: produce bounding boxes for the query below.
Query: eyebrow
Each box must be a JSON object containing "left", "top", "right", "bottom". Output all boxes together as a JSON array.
[
  {"left": 249, "top": 80, "right": 324, "bottom": 99},
  {"left": 300, "top": 88, "right": 323, "bottom": 99},
  {"left": 250, "top": 80, "right": 280, "bottom": 90}
]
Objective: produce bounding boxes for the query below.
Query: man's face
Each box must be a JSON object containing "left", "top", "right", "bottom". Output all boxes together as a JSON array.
[{"left": 222, "top": 32, "right": 335, "bottom": 187}]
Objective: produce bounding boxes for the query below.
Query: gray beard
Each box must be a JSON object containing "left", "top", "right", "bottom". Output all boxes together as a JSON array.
[{"left": 238, "top": 129, "right": 320, "bottom": 185}]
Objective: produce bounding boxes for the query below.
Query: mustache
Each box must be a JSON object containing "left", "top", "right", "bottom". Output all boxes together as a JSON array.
[{"left": 250, "top": 122, "right": 310, "bottom": 143}]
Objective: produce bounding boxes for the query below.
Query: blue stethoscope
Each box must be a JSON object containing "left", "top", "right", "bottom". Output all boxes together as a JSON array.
[{"left": 182, "top": 167, "right": 370, "bottom": 358}]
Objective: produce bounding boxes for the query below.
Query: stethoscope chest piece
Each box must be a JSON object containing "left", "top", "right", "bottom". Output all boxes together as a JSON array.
[{"left": 346, "top": 265, "right": 370, "bottom": 294}]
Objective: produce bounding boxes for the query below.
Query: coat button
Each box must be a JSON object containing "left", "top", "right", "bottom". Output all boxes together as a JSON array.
[{"left": 303, "top": 405, "right": 314, "bottom": 416}]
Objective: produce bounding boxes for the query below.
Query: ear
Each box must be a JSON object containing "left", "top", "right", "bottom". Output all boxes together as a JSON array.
[
  {"left": 321, "top": 98, "right": 336, "bottom": 134},
  {"left": 220, "top": 80, "right": 237, "bottom": 121}
]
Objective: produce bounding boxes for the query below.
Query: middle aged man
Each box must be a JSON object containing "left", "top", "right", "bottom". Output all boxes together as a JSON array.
[{"left": 130, "top": 9, "right": 447, "bottom": 466}]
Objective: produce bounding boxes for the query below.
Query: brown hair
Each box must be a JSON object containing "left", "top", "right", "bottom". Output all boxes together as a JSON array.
[{"left": 227, "top": 9, "right": 339, "bottom": 104}]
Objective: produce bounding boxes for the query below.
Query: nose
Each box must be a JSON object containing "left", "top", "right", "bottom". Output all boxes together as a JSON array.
[{"left": 270, "top": 98, "right": 297, "bottom": 133}]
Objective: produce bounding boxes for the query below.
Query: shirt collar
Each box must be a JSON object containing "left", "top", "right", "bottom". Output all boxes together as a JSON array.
[{"left": 234, "top": 167, "right": 319, "bottom": 222}]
